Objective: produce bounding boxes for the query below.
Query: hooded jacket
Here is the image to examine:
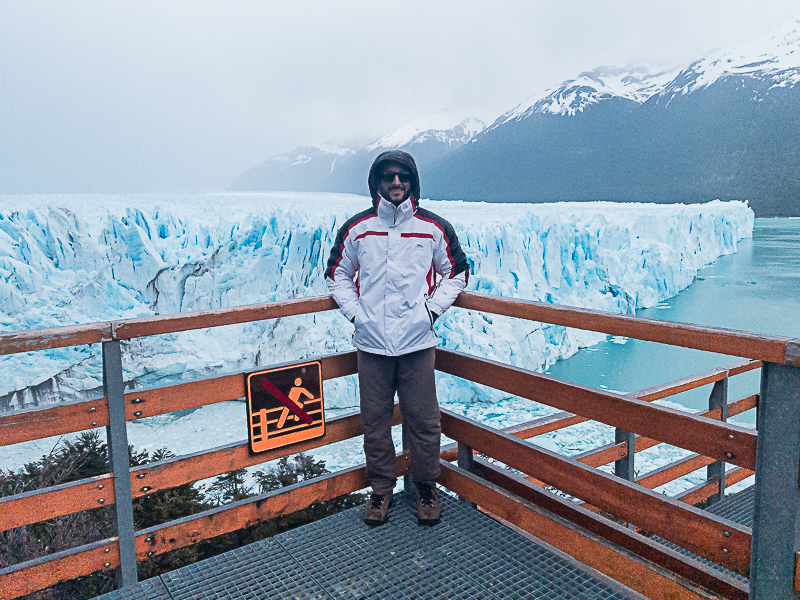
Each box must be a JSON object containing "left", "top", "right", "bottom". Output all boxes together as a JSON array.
[{"left": 325, "top": 151, "right": 469, "bottom": 356}]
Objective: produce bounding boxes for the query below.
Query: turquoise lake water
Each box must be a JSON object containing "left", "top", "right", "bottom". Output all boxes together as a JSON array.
[{"left": 545, "top": 218, "right": 800, "bottom": 426}]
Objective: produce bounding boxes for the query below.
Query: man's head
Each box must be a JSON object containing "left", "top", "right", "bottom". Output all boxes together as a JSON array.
[
  {"left": 377, "top": 161, "right": 412, "bottom": 205},
  {"left": 368, "top": 150, "right": 420, "bottom": 207}
]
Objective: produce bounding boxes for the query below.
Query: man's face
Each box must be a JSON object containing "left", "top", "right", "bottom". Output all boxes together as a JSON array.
[{"left": 377, "top": 162, "right": 413, "bottom": 206}]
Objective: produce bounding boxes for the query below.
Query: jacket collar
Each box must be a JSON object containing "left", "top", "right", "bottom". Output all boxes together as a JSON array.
[{"left": 377, "top": 196, "right": 416, "bottom": 227}]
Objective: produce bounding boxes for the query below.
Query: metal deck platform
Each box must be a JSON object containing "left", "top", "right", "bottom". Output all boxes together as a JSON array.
[
  {"left": 654, "top": 485, "right": 755, "bottom": 584},
  {"left": 96, "top": 491, "right": 645, "bottom": 600}
]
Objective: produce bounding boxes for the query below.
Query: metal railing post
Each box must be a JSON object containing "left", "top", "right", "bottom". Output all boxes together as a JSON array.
[
  {"left": 614, "top": 428, "right": 635, "bottom": 482},
  {"left": 457, "top": 442, "right": 477, "bottom": 506},
  {"left": 749, "top": 361, "right": 800, "bottom": 599},
  {"left": 706, "top": 377, "right": 728, "bottom": 506},
  {"left": 402, "top": 424, "right": 412, "bottom": 494},
  {"left": 103, "top": 340, "right": 138, "bottom": 588}
]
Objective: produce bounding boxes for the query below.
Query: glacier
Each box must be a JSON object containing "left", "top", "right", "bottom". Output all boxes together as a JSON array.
[{"left": 0, "top": 193, "right": 754, "bottom": 490}]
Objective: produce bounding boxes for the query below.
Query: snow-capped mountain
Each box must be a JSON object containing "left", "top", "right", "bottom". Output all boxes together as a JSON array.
[
  {"left": 367, "top": 112, "right": 486, "bottom": 150},
  {"left": 229, "top": 142, "right": 360, "bottom": 192},
  {"left": 494, "top": 66, "right": 677, "bottom": 124},
  {"left": 424, "top": 17, "right": 800, "bottom": 216},
  {"left": 659, "top": 16, "right": 800, "bottom": 101},
  {"left": 272, "top": 143, "right": 356, "bottom": 169},
  {"left": 231, "top": 111, "right": 489, "bottom": 195},
  {"left": 231, "top": 17, "right": 800, "bottom": 216}
]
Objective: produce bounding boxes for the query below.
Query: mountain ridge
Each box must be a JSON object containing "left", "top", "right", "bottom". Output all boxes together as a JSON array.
[{"left": 229, "top": 17, "right": 800, "bottom": 216}]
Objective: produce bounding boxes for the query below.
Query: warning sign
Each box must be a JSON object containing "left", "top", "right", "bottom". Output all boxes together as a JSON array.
[{"left": 245, "top": 361, "right": 325, "bottom": 453}]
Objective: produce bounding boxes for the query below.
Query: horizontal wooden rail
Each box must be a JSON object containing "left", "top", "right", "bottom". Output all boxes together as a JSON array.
[
  {"left": 728, "top": 393, "right": 759, "bottom": 418},
  {"left": 437, "top": 349, "right": 757, "bottom": 470},
  {"left": 1, "top": 455, "right": 408, "bottom": 598},
  {"left": 573, "top": 394, "right": 758, "bottom": 471},
  {"left": 113, "top": 295, "right": 338, "bottom": 340},
  {"left": 0, "top": 297, "right": 338, "bottom": 356},
  {"left": 1, "top": 406, "right": 400, "bottom": 533},
  {"left": 136, "top": 454, "right": 408, "bottom": 559},
  {"left": 128, "top": 407, "right": 399, "bottom": 501},
  {"left": 472, "top": 458, "right": 748, "bottom": 599},
  {"left": 442, "top": 390, "right": 756, "bottom": 471},
  {"left": 636, "top": 455, "right": 713, "bottom": 490},
  {"left": 0, "top": 351, "right": 358, "bottom": 448},
  {"left": 497, "top": 365, "right": 759, "bottom": 467},
  {"left": 122, "top": 351, "right": 357, "bottom": 421},
  {"left": 0, "top": 537, "right": 119, "bottom": 600},
  {"left": 441, "top": 409, "right": 751, "bottom": 575},
  {"left": 0, "top": 396, "right": 110, "bottom": 448},
  {"left": 440, "top": 462, "right": 724, "bottom": 600},
  {"left": 3, "top": 289, "right": 795, "bottom": 366},
  {"left": 633, "top": 361, "right": 760, "bottom": 402},
  {"left": 0, "top": 474, "right": 113, "bottom": 532},
  {"left": 0, "top": 323, "right": 112, "bottom": 356},
  {"left": 675, "top": 468, "right": 754, "bottom": 506},
  {"left": 454, "top": 291, "right": 800, "bottom": 365}
]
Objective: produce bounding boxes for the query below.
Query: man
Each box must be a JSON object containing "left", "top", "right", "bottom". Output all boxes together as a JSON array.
[{"left": 324, "top": 150, "right": 469, "bottom": 526}]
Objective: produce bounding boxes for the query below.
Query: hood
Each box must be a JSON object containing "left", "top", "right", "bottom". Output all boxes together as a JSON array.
[{"left": 367, "top": 150, "right": 420, "bottom": 206}]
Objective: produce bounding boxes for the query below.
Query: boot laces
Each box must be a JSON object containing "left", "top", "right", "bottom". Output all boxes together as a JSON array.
[{"left": 369, "top": 493, "right": 386, "bottom": 509}]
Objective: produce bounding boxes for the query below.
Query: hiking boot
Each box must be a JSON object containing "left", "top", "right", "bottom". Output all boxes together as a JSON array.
[
  {"left": 416, "top": 483, "right": 441, "bottom": 526},
  {"left": 363, "top": 493, "right": 391, "bottom": 526}
]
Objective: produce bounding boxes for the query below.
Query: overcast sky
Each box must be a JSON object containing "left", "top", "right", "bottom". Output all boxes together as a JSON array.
[{"left": 1, "top": 1, "right": 798, "bottom": 194}]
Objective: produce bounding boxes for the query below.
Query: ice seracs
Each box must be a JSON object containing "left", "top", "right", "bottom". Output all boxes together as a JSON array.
[{"left": 0, "top": 193, "right": 753, "bottom": 415}]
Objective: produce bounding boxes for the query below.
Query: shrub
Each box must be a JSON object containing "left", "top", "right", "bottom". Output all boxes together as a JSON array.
[{"left": 1, "top": 434, "right": 364, "bottom": 599}]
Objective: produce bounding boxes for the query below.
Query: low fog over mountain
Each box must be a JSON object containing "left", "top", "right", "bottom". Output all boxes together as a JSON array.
[{"left": 231, "top": 18, "right": 800, "bottom": 217}]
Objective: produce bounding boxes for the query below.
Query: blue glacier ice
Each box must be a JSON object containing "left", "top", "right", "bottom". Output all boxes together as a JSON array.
[{"left": 0, "top": 193, "right": 754, "bottom": 485}]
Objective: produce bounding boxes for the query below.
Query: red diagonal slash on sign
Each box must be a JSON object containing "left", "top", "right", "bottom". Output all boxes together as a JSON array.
[{"left": 261, "top": 379, "right": 313, "bottom": 425}]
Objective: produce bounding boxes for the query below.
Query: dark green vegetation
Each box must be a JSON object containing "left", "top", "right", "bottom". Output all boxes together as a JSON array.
[{"left": 0, "top": 433, "right": 365, "bottom": 599}]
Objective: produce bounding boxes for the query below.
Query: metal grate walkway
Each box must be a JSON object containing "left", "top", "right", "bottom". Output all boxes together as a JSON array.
[
  {"left": 653, "top": 485, "right": 755, "bottom": 584},
  {"left": 96, "top": 491, "right": 643, "bottom": 600}
]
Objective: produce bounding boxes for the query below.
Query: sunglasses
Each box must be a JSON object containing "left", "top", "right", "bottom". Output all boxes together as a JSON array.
[{"left": 380, "top": 171, "right": 413, "bottom": 184}]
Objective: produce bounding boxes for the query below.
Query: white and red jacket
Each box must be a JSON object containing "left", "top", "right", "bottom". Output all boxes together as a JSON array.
[{"left": 325, "top": 196, "right": 469, "bottom": 356}]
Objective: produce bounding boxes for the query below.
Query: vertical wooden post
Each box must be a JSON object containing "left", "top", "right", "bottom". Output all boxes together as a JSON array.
[
  {"left": 706, "top": 377, "right": 728, "bottom": 506},
  {"left": 749, "top": 362, "right": 800, "bottom": 599},
  {"left": 103, "top": 341, "right": 138, "bottom": 588},
  {"left": 614, "top": 428, "right": 635, "bottom": 482}
]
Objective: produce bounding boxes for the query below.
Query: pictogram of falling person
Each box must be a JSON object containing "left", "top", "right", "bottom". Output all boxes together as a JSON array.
[{"left": 278, "top": 378, "right": 314, "bottom": 428}]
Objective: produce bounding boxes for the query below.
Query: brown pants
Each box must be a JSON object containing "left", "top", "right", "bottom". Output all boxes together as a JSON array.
[{"left": 357, "top": 348, "right": 441, "bottom": 495}]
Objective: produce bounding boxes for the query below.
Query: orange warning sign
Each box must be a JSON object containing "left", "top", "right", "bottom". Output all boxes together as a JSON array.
[{"left": 245, "top": 361, "right": 325, "bottom": 453}]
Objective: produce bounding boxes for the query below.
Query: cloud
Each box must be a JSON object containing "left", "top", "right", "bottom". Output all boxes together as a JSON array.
[{"left": 0, "top": 0, "right": 797, "bottom": 192}]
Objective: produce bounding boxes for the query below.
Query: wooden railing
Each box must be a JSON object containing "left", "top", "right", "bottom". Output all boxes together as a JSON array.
[{"left": 1, "top": 292, "right": 799, "bottom": 600}]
